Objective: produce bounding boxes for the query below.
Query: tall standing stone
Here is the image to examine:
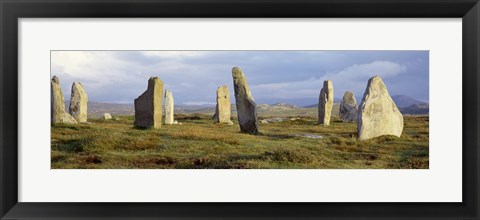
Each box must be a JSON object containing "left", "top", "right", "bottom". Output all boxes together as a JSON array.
[
  {"left": 51, "top": 76, "right": 77, "bottom": 124},
  {"left": 339, "top": 91, "right": 357, "bottom": 122},
  {"left": 357, "top": 76, "right": 404, "bottom": 140},
  {"left": 69, "top": 82, "right": 88, "bottom": 123},
  {"left": 318, "top": 80, "right": 334, "bottom": 126},
  {"left": 213, "top": 85, "right": 233, "bottom": 124},
  {"left": 232, "top": 67, "right": 258, "bottom": 134},
  {"left": 164, "top": 89, "right": 174, "bottom": 125},
  {"left": 134, "top": 76, "right": 164, "bottom": 129}
]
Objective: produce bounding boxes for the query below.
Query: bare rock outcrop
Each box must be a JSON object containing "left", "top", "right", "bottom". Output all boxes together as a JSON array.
[
  {"left": 51, "top": 76, "right": 77, "bottom": 124},
  {"left": 232, "top": 67, "right": 258, "bottom": 134},
  {"left": 134, "top": 76, "right": 164, "bottom": 128},
  {"left": 69, "top": 82, "right": 88, "bottom": 123},
  {"left": 357, "top": 76, "right": 404, "bottom": 140},
  {"left": 318, "top": 80, "right": 334, "bottom": 126}
]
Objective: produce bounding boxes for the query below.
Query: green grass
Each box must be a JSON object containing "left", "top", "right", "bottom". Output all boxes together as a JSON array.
[{"left": 51, "top": 114, "right": 429, "bottom": 169}]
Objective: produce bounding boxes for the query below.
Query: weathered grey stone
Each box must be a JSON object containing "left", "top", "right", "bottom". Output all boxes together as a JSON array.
[
  {"left": 339, "top": 91, "right": 357, "bottom": 122},
  {"left": 164, "top": 90, "right": 174, "bottom": 125},
  {"left": 104, "top": 113, "right": 112, "bottom": 120},
  {"left": 134, "top": 76, "right": 164, "bottom": 129},
  {"left": 357, "top": 76, "right": 404, "bottom": 140},
  {"left": 318, "top": 80, "right": 334, "bottom": 126},
  {"left": 69, "top": 82, "right": 88, "bottom": 123},
  {"left": 213, "top": 85, "right": 233, "bottom": 124},
  {"left": 51, "top": 76, "right": 77, "bottom": 124},
  {"left": 232, "top": 67, "right": 259, "bottom": 134}
]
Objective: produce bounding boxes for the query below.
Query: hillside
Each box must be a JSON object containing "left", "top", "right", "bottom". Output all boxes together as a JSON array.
[
  {"left": 391, "top": 95, "right": 426, "bottom": 108},
  {"left": 400, "top": 103, "right": 429, "bottom": 115},
  {"left": 257, "top": 103, "right": 298, "bottom": 111},
  {"left": 69, "top": 102, "right": 134, "bottom": 118},
  {"left": 81, "top": 94, "right": 428, "bottom": 119},
  {"left": 303, "top": 95, "right": 428, "bottom": 115}
]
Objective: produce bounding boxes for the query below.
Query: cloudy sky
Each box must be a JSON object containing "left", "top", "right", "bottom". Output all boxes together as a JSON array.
[{"left": 51, "top": 50, "right": 428, "bottom": 106}]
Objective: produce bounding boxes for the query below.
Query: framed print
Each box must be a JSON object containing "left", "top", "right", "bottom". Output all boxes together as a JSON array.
[{"left": 1, "top": 0, "right": 479, "bottom": 219}]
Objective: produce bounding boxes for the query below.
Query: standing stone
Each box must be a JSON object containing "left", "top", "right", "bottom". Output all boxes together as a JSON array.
[
  {"left": 134, "top": 76, "right": 164, "bottom": 128},
  {"left": 232, "top": 67, "right": 258, "bottom": 134},
  {"left": 213, "top": 85, "right": 233, "bottom": 124},
  {"left": 318, "top": 80, "right": 334, "bottom": 126},
  {"left": 357, "top": 76, "right": 404, "bottom": 140},
  {"left": 164, "top": 90, "right": 174, "bottom": 125},
  {"left": 339, "top": 91, "right": 357, "bottom": 122},
  {"left": 51, "top": 76, "right": 77, "bottom": 124},
  {"left": 69, "top": 82, "right": 88, "bottom": 123},
  {"left": 104, "top": 113, "right": 112, "bottom": 120}
]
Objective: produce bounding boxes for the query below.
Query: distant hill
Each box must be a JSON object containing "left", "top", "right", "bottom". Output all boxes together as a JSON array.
[
  {"left": 391, "top": 95, "right": 426, "bottom": 108},
  {"left": 302, "top": 95, "right": 428, "bottom": 115},
  {"left": 303, "top": 104, "right": 317, "bottom": 108},
  {"left": 399, "top": 103, "right": 429, "bottom": 115},
  {"left": 392, "top": 95, "right": 429, "bottom": 114},
  {"left": 66, "top": 101, "right": 135, "bottom": 118},
  {"left": 304, "top": 95, "right": 426, "bottom": 107},
  {"left": 175, "top": 106, "right": 215, "bottom": 114},
  {"left": 258, "top": 103, "right": 298, "bottom": 111},
  {"left": 176, "top": 105, "right": 216, "bottom": 114},
  {"left": 254, "top": 98, "right": 317, "bottom": 107},
  {"left": 272, "top": 103, "right": 298, "bottom": 108},
  {"left": 83, "top": 94, "right": 429, "bottom": 118},
  {"left": 81, "top": 101, "right": 219, "bottom": 118}
]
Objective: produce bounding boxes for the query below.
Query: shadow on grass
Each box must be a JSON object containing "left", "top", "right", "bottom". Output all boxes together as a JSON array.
[
  {"left": 256, "top": 132, "right": 297, "bottom": 140},
  {"left": 131, "top": 126, "right": 156, "bottom": 131},
  {"left": 226, "top": 154, "right": 265, "bottom": 161},
  {"left": 262, "top": 149, "right": 315, "bottom": 163},
  {"left": 389, "top": 156, "right": 429, "bottom": 169},
  {"left": 51, "top": 124, "right": 81, "bottom": 130},
  {"left": 131, "top": 156, "right": 177, "bottom": 168},
  {"left": 52, "top": 139, "right": 87, "bottom": 152},
  {"left": 171, "top": 154, "right": 267, "bottom": 169},
  {"left": 51, "top": 154, "right": 67, "bottom": 163}
]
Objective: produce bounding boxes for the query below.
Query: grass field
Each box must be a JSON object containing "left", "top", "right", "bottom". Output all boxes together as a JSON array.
[{"left": 51, "top": 112, "right": 429, "bottom": 169}]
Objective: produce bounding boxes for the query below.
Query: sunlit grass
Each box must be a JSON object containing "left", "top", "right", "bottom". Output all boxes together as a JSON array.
[{"left": 51, "top": 114, "right": 428, "bottom": 169}]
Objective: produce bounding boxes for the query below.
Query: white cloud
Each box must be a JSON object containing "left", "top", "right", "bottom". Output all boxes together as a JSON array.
[
  {"left": 51, "top": 51, "right": 157, "bottom": 102},
  {"left": 326, "top": 60, "right": 407, "bottom": 80},
  {"left": 51, "top": 51, "right": 94, "bottom": 77},
  {"left": 50, "top": 51, "right": 423, "bottom": 105},
  {"left": 142, "top": 51, "right": 205, "bottom": 58},
  {"left": 51, "top": 51, "right": 229, "bottom": 103},
  {"left": 51, "top": 51, "right": 141, "bottom": 85},
  {"left": 250, "top": 61, "right": 407, "bottom": 99}
]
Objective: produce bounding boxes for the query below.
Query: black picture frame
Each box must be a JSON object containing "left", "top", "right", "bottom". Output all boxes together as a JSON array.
[{"left": 1, "top": 0, "right": 479, "bottom": 219}]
